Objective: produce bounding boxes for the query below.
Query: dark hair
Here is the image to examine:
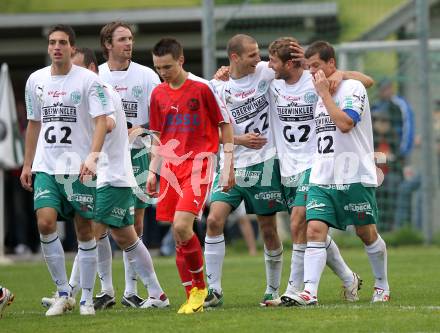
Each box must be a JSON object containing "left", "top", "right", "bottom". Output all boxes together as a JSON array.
[
  {"left": 227, "top": 34, "right": 257, "bottom": 58},
  {"left": 268, "top": 37, "right": 301, "bottom": 67},
  {"left": 74, "top": 47, "right": 98, "bottom": 70},
  {"left": 304, "top": 40, "right": 336, "bottom": 63},
  {"left": 47, "top": 24, "right": 76, "bottom": 46},
  {"left": 100, "top": 21, "right": 133, "bottom": 60},
  {"left": 152, "top": 37, "right": 183, "bottom": 60}
]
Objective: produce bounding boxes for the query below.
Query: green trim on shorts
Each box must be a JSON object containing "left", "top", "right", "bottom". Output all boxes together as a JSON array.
[
  {"left": 281, "top": 168, "right": 311, "bottom": 213},
  {"left": 95, "top": 185, "right": 135, "bottom": 228},
  {"left": 306, "top": 183, "right": 378, "bottom": 230},
  {"left": 131, "top": 148, "right": 150, "bottom": 209},
  {"left": 33, "top": 172, "right": 95, "bottom": 220},
  {"left": 210, "top": 157, "right": 286, "bottom": 215}
]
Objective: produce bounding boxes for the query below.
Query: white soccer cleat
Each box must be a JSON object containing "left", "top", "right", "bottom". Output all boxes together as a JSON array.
[
  {"left": 140, "top": 294, "right": 170, "bottom": 309},
  {"left": 290, "top": 290, "right": 318, "bottom": 307},
  {"left": 45, "top": 295, "right": 75, "bottom": 316},
  {"left": 372, "top": 288, "right": 390, "bottom": 303},
  {"left": 0, "top": 287, "right": 15, "bottom": 318},
  {"left": 41, "top": 292, "right": 58, "bottom": 308},
  {"left": 79, "top": 302, "right": 95, "bottom": 315},
  {"left": 280, "top": 289, "right": 300, "bottom": 307},
  {"left": 343, "top": 272, "right": 362, "bottom": 302}
]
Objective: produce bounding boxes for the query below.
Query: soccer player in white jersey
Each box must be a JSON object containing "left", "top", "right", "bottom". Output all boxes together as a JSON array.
[
  {"left": 39, "top": 48, "right": 169, "bottom": 312},
  {"left": 204, "top": 34, "right": 286, "bottom": 308},
  {"left": 264, "top": 37, "right": 375, "bottom": 306},
  {"left": 76, "top": 47, "right": 169, "bottom": 310},
  {"left": 20, "top": 25, "right": 110, "bottom": 316},
  {"left": 289, "top": 41, "right": 390, "bottom": 306},
  {"left": 97, "top": 21, "right": 161, "bottom": 308}
]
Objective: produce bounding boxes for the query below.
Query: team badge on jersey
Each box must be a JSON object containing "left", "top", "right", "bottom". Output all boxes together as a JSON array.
[
  {"left": 187, "top": 98, "right": 200, "bottom": 111},
  {"left": 70, "top": 90, "right": 81, "bottom": 105},
  {"left": 304, "top": 91, "right": 318, "bottom": 104},
  {"left": 132, "top": 85, "right": 143, "bottom": 100},
  {"left": 258, "top": 80, "right": 268, "bottom": 93}
]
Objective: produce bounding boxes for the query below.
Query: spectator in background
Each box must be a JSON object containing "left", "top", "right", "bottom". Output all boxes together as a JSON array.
[
  {"left": 372, "top": 79, "right": 415, "bottom": 229},
  {"left": 372, "top": 78, "right": 415, "bottom": 161}
]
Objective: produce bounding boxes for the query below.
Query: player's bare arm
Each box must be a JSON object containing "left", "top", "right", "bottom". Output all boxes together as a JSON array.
[
  {"left": 20, "top": 120, "right": 41, "bottom": 192},
  {"left": 313, "top": 69, "right": 354, "bottom": 133},
  {"left": 219, "top": 123, "right": 235, "bottom": 192},
  {"left": 146, "top": 130, "right": 161, "bottom": 198},
  {"left": 80, "top": 114, "right": 107, "bottom": 182}
]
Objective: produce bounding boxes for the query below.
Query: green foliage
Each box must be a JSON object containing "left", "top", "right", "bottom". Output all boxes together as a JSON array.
[
  {"left": 381, "top": 225, "right": 424, "bottom": 246},
  {"left": 331, "top": 226, "right": 425, "bottom": 248},
  {"left": 1, "top": 247, "right": 440, "bottom": 332}
]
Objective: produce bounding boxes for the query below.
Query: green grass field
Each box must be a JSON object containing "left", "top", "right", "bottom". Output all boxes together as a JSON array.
[{"left": 1, "top": 246, "right": 439, "bottom": 332}]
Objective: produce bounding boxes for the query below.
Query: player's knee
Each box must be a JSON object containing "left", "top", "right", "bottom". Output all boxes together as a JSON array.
[
  {"left": 37, "top": 218, "right": 57, "bottom": 235},
  {"left": 206, "top": 214, "right": 225, "bottom": 235},
  {"left": 260, "top": 222, "right": 278, "bottom": 240},
  {"left": 172, "top": 221, "right": 191, "bottom": 241},
  {"left": 355, "top": 225, "right": 378, "bottom": 245},
  {"left": 290, "top": 209, "right": 306, "bottom": 233},
  {"left": 306, "top": 222, "right": 326, "bottom": 242}
]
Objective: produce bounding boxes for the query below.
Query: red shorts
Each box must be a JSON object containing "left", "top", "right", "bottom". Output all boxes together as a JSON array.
[{"left": 156, "top": 156, "right": 215, "bottom": 223}]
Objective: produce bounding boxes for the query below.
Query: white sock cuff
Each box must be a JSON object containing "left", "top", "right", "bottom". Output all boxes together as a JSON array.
[
  {"left": 264, "top": 245, "right": 283, "bottom": 258},
  {"left": 365, "top": 235, "right": 386, "bottom": 253},
  {"left": 124, "top": 239, "right": 140, "bottom": 252},
  {"left": 205, "top": 234, "right": 225, "bottom": 244},
  {"left": 78, "top": 239, "right": 97, "bottom": 251},
  {"left": 292, "top": 243, "right": 307, "bottom": 252},
  {"left": 99, "top": 232, "right": 109, "bottom": 240},
  {"left": 40, "top": 232, "right": 58, "bottom": 243},
  {"left": 325, "top": 235, "right": 333, "bottom": 248},
  {"left": 307, "top": 242, "right": 326, "bottom": 249}
]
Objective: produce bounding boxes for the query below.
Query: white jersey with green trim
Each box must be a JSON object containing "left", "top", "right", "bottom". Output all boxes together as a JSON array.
[
  {"left": 212, "top": 61, "right": 276, "bottom": 169},
  {"left": 97, "top": 84, "right": 137, "bottom": 189},
  {"left": 25, "top": 65, "right": 111, "bottom": 175},
  {"left": 269, "top": 70, "right": 318, "bottom": 177},
  {"left": 98, "top": 61, "right": 160, "bottom": 149},
  {"left": 310, "top": 79, "right": 378, "bottom": 186}
]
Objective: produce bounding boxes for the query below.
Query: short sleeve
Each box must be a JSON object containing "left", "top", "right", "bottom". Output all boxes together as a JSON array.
[
  {"left": 207, "top": 81, "right": 230, "bottom": 123},
  {"left": 341, "top": 81, "right": 367, "bottom": 124},
  {"left": 149, "top": 89, "right": 162, "bottom": 133},
  {"left": 86, "top": 75, "right": 112, "bottom": 118},
  {"left": 203, "top": 83, "right": 229, "bottom": 126},
  {"left": 25, "top": 77, "right": 41, "bottom": 121}
]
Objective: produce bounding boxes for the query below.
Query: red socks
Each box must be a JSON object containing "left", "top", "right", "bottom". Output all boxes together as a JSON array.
[{"left": 176, "top": 233, "right": 206, "bottom": 293}]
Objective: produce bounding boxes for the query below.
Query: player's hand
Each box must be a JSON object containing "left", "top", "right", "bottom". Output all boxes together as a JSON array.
[
  {"left": 238, "top": 132, "right": 267, "bottom": 149},
  {"left": 220, "top": 154, "right": 235, "bottom": 192},
  {"left": 214, "top": 66, "right": 230, "bottom": 81},
  {"left": 20, "top": 165, "right": 33, "bottom": 192},
  {"left": 312, "top": 70, "right": 330, "bottom": 97},
  {"left": 328, "top": 70, "right": 343, "bottom": 95},
  {"left": 289, "top": 41, "right": 305, "bottom": 66},
  {"left": 80, "top": 152, "right": 99, "bottom": 183},
  {"left": 146, "top": 171, "right": 158, "bottom": 198}
]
